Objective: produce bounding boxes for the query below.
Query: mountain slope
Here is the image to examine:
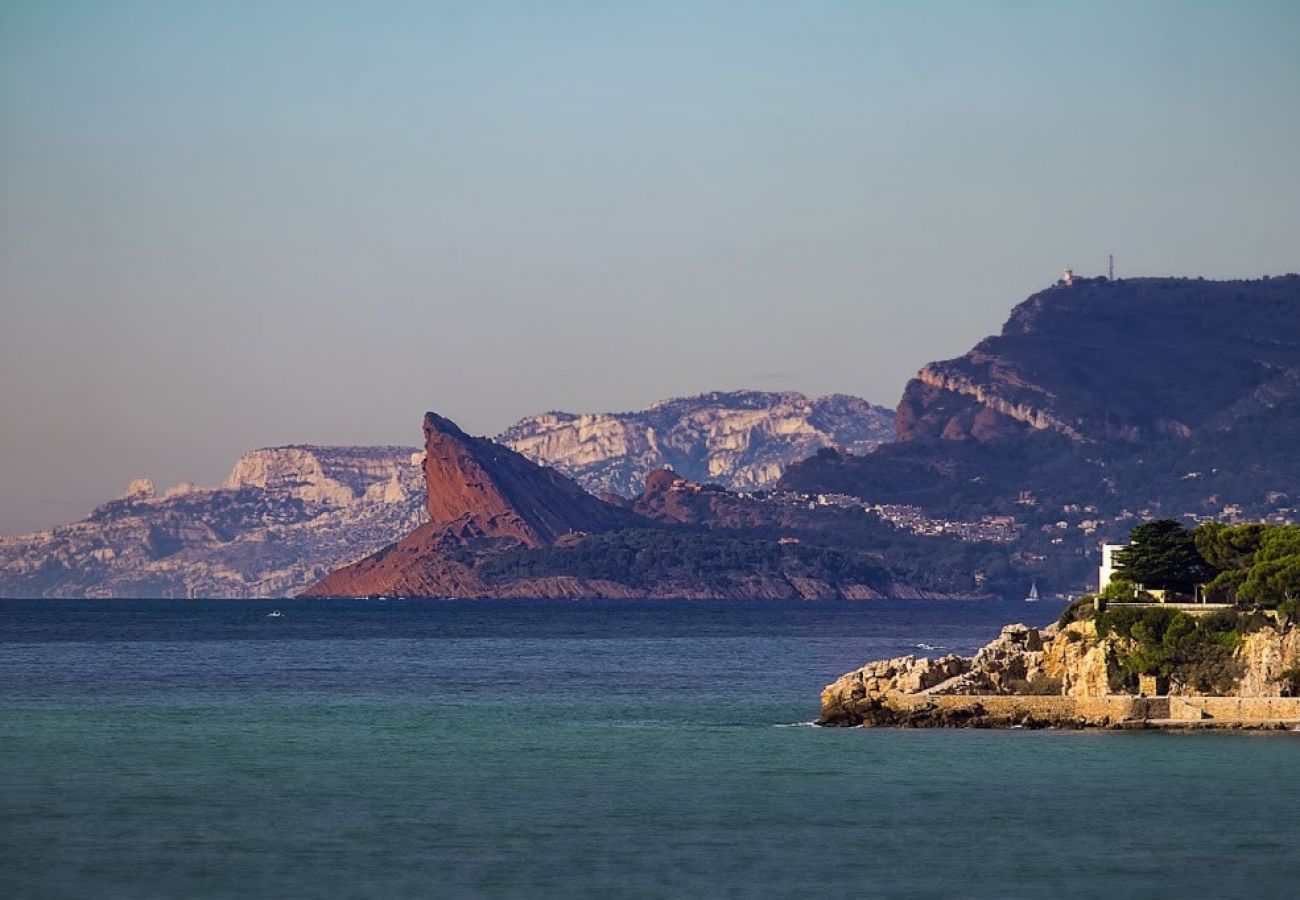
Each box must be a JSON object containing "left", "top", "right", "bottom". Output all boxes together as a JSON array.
[
  {"left": 498, "top": 390, "right": 894, "bottom": 496},
  {"left": 896, "top": 275, "right": 1300, "bottom": 444},
  {"left": 781, "top": 274, "right": 1300, "bottom": 594},
  {"left": 302, "top": 413, "right": 988, "bottom": 600},
  {"left": 0, "top": 447, "right": 426, "bottom": 599},
  {"left": 415, "top": 411, "right": 638, "bottom": 547},
  {"left": 300, "top": 412, "right": 644, "bottom": 597}
]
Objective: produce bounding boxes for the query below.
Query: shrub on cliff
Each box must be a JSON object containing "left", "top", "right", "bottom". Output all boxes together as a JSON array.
[
  {"left": 1095, "top": 605, "right": 1176, "bottom": 642},
  {"left": 1167, "top": 629, "right": 1244, "bottom": 694},
  {"left": 1097, "top": 607, "right": 1243, "bottom": 693},
  {"left": 1057, "top": 595, "right": 1095, "bottom": 627},
  {"left": 1006, "top": 673, "right": 1062, "bottom": 695}
]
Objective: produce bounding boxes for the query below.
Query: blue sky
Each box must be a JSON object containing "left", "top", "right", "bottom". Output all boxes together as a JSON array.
[{"left": 2, "top": 0, "right": 1298, "bottom": 532}]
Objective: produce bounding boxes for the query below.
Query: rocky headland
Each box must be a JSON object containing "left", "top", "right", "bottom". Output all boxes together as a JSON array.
[
  {"left": 302, "top": 411, "right": 988, "bottom": 600},
  {"left": 820, "top": 611, "right": 1300, "bottom": 730},
  {"left": 14, "top": 276, "right": 1300, "bottom": 601}
]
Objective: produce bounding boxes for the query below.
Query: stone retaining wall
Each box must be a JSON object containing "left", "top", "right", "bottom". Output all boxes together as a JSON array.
[
  {"left": 884, "top": 693, "right": 1300, "bottom": 726},
  {"left": 1190, "top": 696, "right": 1300, "bottom": 721}
]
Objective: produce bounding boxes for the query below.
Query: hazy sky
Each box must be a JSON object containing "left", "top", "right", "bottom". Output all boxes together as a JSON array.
[{"left": 2, "top": 1, "right": 1298, "bottom": 534}]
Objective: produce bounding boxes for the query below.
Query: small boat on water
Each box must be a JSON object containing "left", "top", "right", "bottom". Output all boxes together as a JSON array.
[
  {"left": 1025, "top": 582, "right": 1040, "bottom": 603},
  {"left": 267, "top": 610, "right": 284, "bottom": 618}
]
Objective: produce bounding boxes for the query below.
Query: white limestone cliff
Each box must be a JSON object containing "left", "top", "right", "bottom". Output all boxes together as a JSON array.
[
  {"left": 498, "top": 390, "right": 894, "bottom": 496},
  {"left": 0, "top": 446, "right": 425, "bottom": 599}
]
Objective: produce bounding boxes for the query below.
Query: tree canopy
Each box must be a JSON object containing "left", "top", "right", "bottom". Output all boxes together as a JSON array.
[
  {"left": 1193, "top": 522, "right": 1266, "bottom": 571},
  {"left": 1102, "top": 521, "right": 1300, "bottom": 606},
  {"left": 1115, "top": 520, "right": 1214, "bottom": 594}
]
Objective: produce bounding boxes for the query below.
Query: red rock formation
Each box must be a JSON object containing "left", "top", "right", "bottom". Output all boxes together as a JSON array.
[
  {"left": 420, "top": 412, "right": 634, "bottom": 547},
  {"left": 302, "top": 414, "right": 988, "bottom": 601},
  {"left": 301, "top": 411, "right": 640, "bottom": 597},
  {"left": 302, "top": 521, "right": 489, "bottom": 598}
]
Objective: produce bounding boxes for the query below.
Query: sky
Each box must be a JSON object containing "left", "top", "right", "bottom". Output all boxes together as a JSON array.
[{"left": 1, "top": 0, "right": 1299, "bottom": 534}]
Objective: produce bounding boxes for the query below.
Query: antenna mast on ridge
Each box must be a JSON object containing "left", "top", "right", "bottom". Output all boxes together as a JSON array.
[{"left": 1109, "top": 254, "right": 1115, "bottom": 280}]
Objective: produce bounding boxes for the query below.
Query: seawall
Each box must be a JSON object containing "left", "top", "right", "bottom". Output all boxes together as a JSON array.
[{"left": 830, "top": 693, "right": 1300, "bottom": 729}]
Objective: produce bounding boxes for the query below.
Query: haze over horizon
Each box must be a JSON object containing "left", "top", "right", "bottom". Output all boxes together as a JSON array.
[{"left": 2, "top": 0, "right": 1299, "bottom": 534}]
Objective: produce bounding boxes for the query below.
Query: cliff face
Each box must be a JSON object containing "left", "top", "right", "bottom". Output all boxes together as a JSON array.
[
  {"left": 499, "top": 391, "right": 894, "bottom": 496},
  {"left": 0, "top": 447, "right": 426, "bottom": 599},
  {"left": 421, "top": 412, "right": 636, "bottom": 547},
  {"left": 223, "top": 445, "right": 419, "bottom": 506},
  {"left": 896, "top": 276, "right": 1300, "bottom": 444}
]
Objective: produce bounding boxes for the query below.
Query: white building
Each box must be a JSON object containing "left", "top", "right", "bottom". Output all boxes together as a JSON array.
[{"left": 1099, "top": 543, "right": 1127, "bottom": 592}]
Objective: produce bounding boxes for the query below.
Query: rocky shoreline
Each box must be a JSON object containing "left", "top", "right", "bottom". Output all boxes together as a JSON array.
[{"left": 819, "top": 618, "right": 1300, "bottom": 730}]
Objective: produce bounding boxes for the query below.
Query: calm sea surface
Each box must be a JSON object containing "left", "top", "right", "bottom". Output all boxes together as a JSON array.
[{"left": 2, "top": 598, "right": 1297, "bottom": 899}]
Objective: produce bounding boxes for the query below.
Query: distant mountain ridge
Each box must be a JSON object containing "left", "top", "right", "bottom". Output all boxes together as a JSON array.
[
  {"left": 498, "top": 390, "right": 894, "bottom": 496},
  {"left": 0, "top": 446, "right": 426, "bottom": 599},
  {"left": 1, "top": 391, "right": 893, "bottom": 598},
  {"left": 15, "top": 273, "right": 1299, "bottom": 602}
]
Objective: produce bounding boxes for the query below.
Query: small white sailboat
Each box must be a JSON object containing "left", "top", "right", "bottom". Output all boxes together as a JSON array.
[
  {"left": 267, "top": 610, "right": 284, "bottom": 618},
  {"left": 1025, "top": 582, "right": 1040, "bottom": 603}
]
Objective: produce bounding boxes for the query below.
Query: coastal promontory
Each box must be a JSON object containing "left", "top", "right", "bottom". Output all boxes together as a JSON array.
[
  {"left": 300, "top": 411, "right": 989, "bottom": 600},
  {"left": 822, "top": 517, "right": 1300, "bottom": 729}
]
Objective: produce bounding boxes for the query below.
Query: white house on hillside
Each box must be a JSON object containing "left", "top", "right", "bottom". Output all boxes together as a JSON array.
[{"left": 1099, "top": 543, "right": 1127, "bottom": 592}]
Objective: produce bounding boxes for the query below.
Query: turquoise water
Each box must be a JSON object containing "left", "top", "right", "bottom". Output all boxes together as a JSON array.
[{"left": 2, "top": 599, "right": 1298, "bottom": 898}]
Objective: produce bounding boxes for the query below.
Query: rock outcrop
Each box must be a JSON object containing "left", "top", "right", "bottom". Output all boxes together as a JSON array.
[
  {"left": 820, "top": 614, "right": 1300, "bottom": 728},
  {"left": 0, "top": 393, "right": 921, "bottom": 601},
  {"left": 499, "top": 391, "right": 894, "bottom": 496},
  {"left": 300, "top": 413, "right": 643, "bottom": 598},
  {"left": 1236, "top": 626, "right": 1300, "bottom": 696},
  {"left": 420, "top": 412, "right": 636, "bottom": 547},
  {"left": 0, "top": 447, "right": 426, "bottom": 599},
  {"left": 302, "top": 413, "right": 990, "bottom": 600}
]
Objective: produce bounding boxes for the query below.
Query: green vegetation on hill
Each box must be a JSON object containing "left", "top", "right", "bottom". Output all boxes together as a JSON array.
[
  {"left": 1197, "top": 522, "right": 1300, "bottom": 605},
  {"left": 1103, "top": 519, "right": 1300, "bottom": 607},
  {"left": 778, "top": 276, "right": 1300, "bottom": 599},
  {"left": 475, "top": 528, "right": 887, "bottom": 590},
  {"left": 1055, "top": 519, "right": 1300, "bottom": 691},
  {"left": 466, "top": 522, "right": 1021, "bottom": 595},
  {"left": 1092, "top": 606, "right": 1251, "bottom": 694}
]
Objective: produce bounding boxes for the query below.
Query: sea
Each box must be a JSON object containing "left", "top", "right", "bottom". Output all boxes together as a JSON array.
[{"left": 2, "top": 598, "right": 1298, "bottom": 899}]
